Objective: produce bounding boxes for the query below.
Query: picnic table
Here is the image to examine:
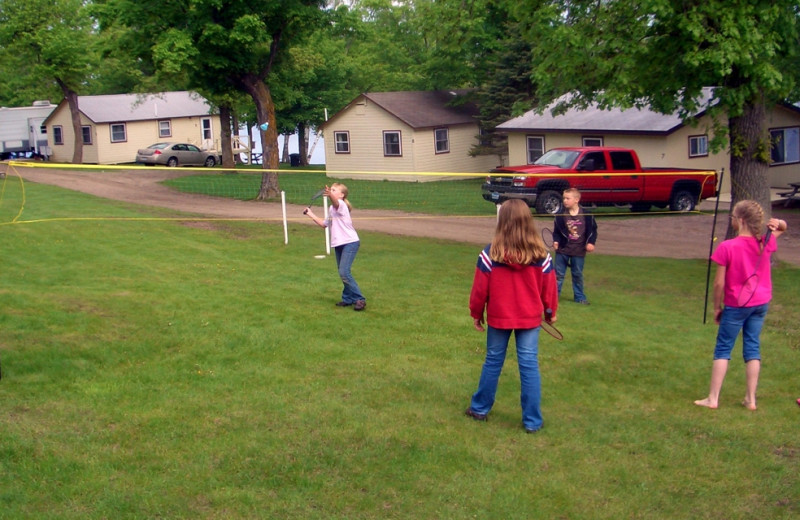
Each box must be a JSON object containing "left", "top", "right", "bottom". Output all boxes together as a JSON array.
[{"left": 778, "top": 182, "right": 800, "bottom": 207}]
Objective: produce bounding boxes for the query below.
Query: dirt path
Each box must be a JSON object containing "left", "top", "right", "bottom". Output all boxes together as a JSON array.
[{"left": 9, "top": 165, "right": 800, "bottom": 266}]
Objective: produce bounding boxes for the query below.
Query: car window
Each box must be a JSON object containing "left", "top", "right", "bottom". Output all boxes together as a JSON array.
[
  {"left": 610, "top": 151, "right": 636, "bottom": 170},
  {"left": 187, "top": 144, "right": 201, "bottom": 152},
  {"left": 174, "top": 144, "right": 186, "bottom": 151},
  {"left": 581, "top": 151, "right": 607, "bottom": 170}
]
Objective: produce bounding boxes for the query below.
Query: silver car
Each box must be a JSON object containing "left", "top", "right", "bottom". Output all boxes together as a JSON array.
[{"left": 135, "top": 142, "right": 219, "bottom": 167}]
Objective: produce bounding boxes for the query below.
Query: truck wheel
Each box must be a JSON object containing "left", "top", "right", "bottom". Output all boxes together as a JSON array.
[
  {"left": 535, "top": 190, "right": 563, "bottom": 215},
  {"left": 669, "top": 190, "right": 696, "bottom": 212}
]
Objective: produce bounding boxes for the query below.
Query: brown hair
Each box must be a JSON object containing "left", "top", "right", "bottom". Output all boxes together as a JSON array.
[
  {"left": 489, "top": 199, "right": 548, "bottom": 264},
  {"left": 563, "top": 187, "right": 581, "bottom": 199},
  {"left": 331, "top": 182, "right": 353, "bottom": 212},
  {"left": 732, "top": 200, "right": 764, "bottom": 238}
]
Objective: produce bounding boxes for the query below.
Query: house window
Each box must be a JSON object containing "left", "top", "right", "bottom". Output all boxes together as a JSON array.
[
  {"left": 383, "top": 131, "right": 402, "bottom": 156},
  {"left": 81, "top": 126, "right": 92, "bottom": 145},
  {"left": 53, "top": 126, "right": 64, "bottom": 145},
  {"left": 689, "top": 135, "right": 708, "bottom": 157},
  {"left": 526, "top": 135, "right": 544, "bottom": 163},
  {"left": 770, "top": 127, "right": 800, "bottom": 165},
  {"left": 334, "top": 131, "right": 350, "bottom": 154},
  {"left": 159, "top": 120, "right": 172, "bottom": 138},
  {"left": 110, "top": 123, "right": 127, "bottom": 143},
  {"left": 202, "top": 118, "right": 212, "bottom": 140},
  {"left": 583, "top": 136, "right": 603, "bottom": 147},
  {"left": 434, "top": 128, "right": 449, "bottom": 154}
]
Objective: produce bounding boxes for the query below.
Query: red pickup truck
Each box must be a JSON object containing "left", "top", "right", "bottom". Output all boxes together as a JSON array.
[{"left": 482, "top": 147, "right": 718, "bottom": 214}]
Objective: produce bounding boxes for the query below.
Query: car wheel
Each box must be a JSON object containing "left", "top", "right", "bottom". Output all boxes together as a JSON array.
[
  {"left": 535, "top": 190, "right": 563, "bottom": 215},
  {"left": 669, "top": 190, "right": 696, "bottom": 212},
  {"left": 167, "top": 157, "right": 179, "bottom": 167},
  {"left": 204, "top": 156, "right": 216, "bottom": 167}
]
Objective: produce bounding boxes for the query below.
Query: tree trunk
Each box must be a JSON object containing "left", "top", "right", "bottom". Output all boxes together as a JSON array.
[
  {"left": 298, "top": 122, "right": 309, "bottom": 166},
  {"left": 219, "top": 104, "right": 234, "bottom": 168},
  {"left": 231, "top": 111, "right": 244, "bottom": 164},
  {"left": 240, "top": 74, "right": 280, "bottom": 200},
  {"left": 56, "top": 78, "right": 83, "bottom": 164},
  {"left": 281, "top": 132, "right": 290, "bottom": 163},
  {"left": 727, "top": 94, "right": 771, "bottom": 238}
]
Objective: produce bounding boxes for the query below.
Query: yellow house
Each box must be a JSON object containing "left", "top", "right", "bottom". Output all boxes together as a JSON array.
[
  {"left": 497, "top": 90, "right": 800, "bottom": 194},
  {"left": 321, "top": 90, "right": 498, "bottom": 181},
  {"left": 43, "top": 91, "right": 221, "bottom": 164}
]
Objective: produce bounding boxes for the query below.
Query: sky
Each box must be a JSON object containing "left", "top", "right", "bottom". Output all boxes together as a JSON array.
[{"left": 242, "top": 126, "right": 326, "bottom": 165}]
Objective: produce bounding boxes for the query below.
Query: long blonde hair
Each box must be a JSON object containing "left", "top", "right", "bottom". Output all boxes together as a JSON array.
[
  {"left": 489, "top": 199, "right": 548, "bottom": 264},
  {"left": 732, "top": 200, "right": 764, "bottom": 239},
  {"left": 331, "top": 182, "right": 353, "bottom": 212}
]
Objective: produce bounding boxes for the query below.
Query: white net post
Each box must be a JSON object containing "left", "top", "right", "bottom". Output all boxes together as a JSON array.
[
  {"left": 281, "top": 191, "right": 288, "bottom": 245},
  {"left": 324, "top": 196, "right": 331, "bottom": 255}
]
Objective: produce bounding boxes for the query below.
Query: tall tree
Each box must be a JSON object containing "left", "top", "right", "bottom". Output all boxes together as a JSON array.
[
  {"left": 511, "top": 0, "right": 800, "bottom": 223},
  {"left": 0, "top": 0, "right": 98, "bottom": 163},
  {"left": 96, "top": 0, "right": 328, "bottom": 199}
]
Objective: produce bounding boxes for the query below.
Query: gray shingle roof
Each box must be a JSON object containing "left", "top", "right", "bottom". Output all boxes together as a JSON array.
[
  {"left": 360, "top": 90, "right": 479, "bottom": 128},
  {"left": 498, "top": 89, "right": 715, "bottom": 135},
  {"left": 75, "top": 91, "right": 215, "bottom": 123}
]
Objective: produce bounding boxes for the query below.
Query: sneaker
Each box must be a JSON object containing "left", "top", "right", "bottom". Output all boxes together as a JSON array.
[
  {"left": 335, "top": 301, "right": 352, "bottom": 307},
  {"left": 575, "top": 300, "right": 590, "bottom": 305},
  {"left": 353, "top": 300, "right": 366, "bottom": 311},
  {"left": 465, "top": 408, "right": 487, "bottom": 421}
]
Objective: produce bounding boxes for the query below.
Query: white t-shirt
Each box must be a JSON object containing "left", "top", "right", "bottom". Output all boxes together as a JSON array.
[{"left": 326, "top": 201, "right": 359, "bottom": 247}]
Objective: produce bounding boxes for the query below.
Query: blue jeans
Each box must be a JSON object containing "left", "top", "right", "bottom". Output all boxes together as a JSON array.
[
  {"left": 469, "top": 326, "right": 543, "bottom": 431},
  {"left": 714, "top": 304, "right": 768, "bottom": 361},
  {"left": 555, "top": 253, "right": 586, "bottom": 302},
  {"left": 334, "top": 241, "right": 364, "bottom": 304}
]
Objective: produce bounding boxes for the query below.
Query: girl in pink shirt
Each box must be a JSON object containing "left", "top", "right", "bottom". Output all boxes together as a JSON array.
[
  {"left": 304, "top": 183, "right": 366, "bottom": 311},
  {"left": 695, "top": 200, "right": 787, "bottom": 411}
]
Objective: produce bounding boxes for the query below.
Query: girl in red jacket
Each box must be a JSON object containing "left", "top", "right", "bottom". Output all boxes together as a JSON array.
[{"left": 465, "top": 199, "right": 559, "bottom": 433}]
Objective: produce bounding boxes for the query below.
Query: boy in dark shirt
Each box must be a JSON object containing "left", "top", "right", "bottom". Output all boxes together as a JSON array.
[{"left": 552, "top": 188, "right": 598, "bottom": 304}]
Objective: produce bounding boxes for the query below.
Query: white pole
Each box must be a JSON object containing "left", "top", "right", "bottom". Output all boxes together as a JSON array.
[
  {"left": 324, "top": 196, "right": 331, "bottom": 255},
  {"left": 281, "top": 191, "right": 288, "bottom": 245}
]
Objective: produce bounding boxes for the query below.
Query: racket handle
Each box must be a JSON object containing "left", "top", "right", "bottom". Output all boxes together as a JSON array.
[
  {"left": 303, "top": 207, "right": 309, "bottom": 215},
  {"left": 545, "top": 308, "right": 553, "bottom": 321}
]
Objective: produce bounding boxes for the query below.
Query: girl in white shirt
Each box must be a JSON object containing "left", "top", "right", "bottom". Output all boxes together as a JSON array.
[{"left": 304, "top": 183, "right": 366, "bottom": 311}]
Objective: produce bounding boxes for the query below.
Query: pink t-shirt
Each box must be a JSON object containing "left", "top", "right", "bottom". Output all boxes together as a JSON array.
[
  {"left": 326, "top": 201, "right": 359, "bottom": 247},
  {"left": 711, "top": 234, "right": 777, "bottom": 307}
]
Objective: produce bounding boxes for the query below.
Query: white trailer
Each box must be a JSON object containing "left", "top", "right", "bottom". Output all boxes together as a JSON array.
[{"left": 0, "top": 101, "right": 56, "bottom": 158}]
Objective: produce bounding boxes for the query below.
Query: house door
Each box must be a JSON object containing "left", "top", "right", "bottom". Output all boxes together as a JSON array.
[{"left": 201, "top": 117, "right": 213, "bottom": 150}]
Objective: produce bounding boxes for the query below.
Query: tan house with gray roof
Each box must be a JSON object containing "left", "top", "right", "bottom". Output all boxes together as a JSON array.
[
  {"left": 321, "top": 90, "right": 497, "bottom": 181},
  {"left": 43, "top": 91, "right": 220, "bottom": 164},
  {"left": 498, "top": 90, "right": 800, "bottom": 194}
]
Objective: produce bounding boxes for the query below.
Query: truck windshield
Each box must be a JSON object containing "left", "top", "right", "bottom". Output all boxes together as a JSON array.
[{"left": 533, "top": 150, "right": 581, "bottom": 168}]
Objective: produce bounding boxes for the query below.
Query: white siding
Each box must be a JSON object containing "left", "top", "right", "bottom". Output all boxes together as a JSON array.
[
  {"left": 46, "top": 102, "right": 221, "bottom": 165},
  {"left": 324, "top": 97, "right": 497, "bottom": 182}
]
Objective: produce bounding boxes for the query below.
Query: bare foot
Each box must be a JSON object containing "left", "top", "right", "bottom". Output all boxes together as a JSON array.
[
  {"left": 694, "top": 398, "right": 718, "bottom": 409},
  {"left": 741, "top": 400, "right": 757, "bottom": 411}
]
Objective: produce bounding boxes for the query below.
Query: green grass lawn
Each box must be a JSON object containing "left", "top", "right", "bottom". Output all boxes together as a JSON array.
[{"left": 1, "top": 181, "right": 799, "bottom": 519}]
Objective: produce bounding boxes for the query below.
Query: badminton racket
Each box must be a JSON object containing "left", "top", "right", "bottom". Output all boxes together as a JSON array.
[
  {"left": 736, "top": 229, "right": 772, "bottom": 307},
  {"left": 541, "top": 308, "right": 563, "bottom": 340},
  {"left": 302, "top": 187, "right": 325, "bottom": 214},
  {"left": 541, "top": 227, "right": 555, "bottom": 251}
]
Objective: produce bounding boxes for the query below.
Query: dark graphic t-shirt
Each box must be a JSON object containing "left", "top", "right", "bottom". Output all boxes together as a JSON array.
[{"left": 559, "top": 213, "right": 587, "bottom": 257}]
